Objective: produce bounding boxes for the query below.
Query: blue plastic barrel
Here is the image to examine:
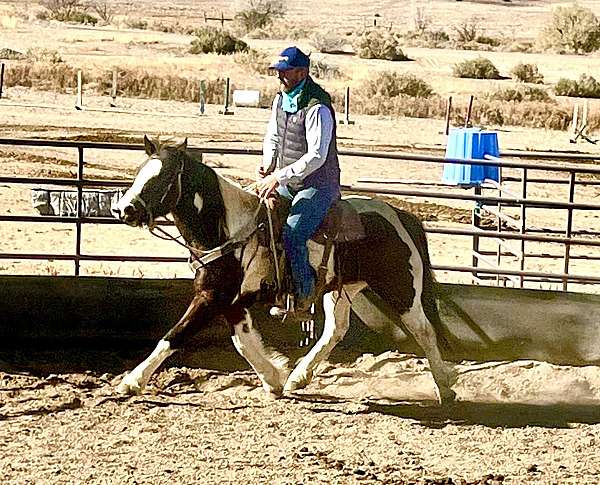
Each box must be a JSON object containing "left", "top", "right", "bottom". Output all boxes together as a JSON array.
[{"left": 442, "top": 128, "right": 500, "bottom": 186}]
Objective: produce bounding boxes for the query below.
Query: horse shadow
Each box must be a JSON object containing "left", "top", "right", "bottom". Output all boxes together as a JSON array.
[{"left": 296, "top": 393, "right": 600, "bottom": 429}]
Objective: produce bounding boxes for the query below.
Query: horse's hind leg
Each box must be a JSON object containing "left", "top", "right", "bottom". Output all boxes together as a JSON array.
[
  {"left": 231, "top": 309, "right": 290, "bottom": 398},
  {"left": 284, "top": 282, "right": 368, "bottom": 393},
  {"left": 400, "top": 305, "right": 457, "bottom": 405}
]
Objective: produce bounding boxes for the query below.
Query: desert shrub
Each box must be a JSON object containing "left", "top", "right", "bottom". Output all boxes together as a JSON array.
[
  {"left": 539, "top": 4, "right": 600, "bottom": 54},
  {"left": 39, "top": 0, "right": 96, "bottom": 23},
  {"left": 354, "top": 29, "right": 408, "bottom": 61},
  {"left": 233, "top": 49, "right": 270, "bottom": 75},
  {"left": 190, "top": 27, "right": 248, "bottom": 55},
  {"left": 485, "top": 85, "right": 552, "bottom": 103},
  {"left": 475, "top": 35, "right": 500, "bottom": 47},
  {"left": 244, "top": 20, "right": 312, "bottom": 40},
  {"left": 3, "top": 62, "right": 77, "bottom": 90},
  {"left": 26, "top": 47, "right": 63, "bottom": 63},
  {"left": 234, "top": 0, "right": 284, "bottom": 34},
  {"left": 453, "top": 57, "right": 500, "bottom": 79},
  {"left": 96, "top": 69, "right": 230, "bottom": 103},
  {"left": 90, "top": 1, "right": 114, "bottom": 24},
  {"left": 452, "top": 16, "right": 480, "bottom": 43},
  {"left": 311, "top": 29, "right": 347, "bottom": 54},
  {"left": 0, "top": 48, "right": 26, "bottom": 60},
  {"left": 362, "top": 72, "right": 434, "bottom": 98},
  {"left": 510, "top": 62, "right": 544, "bottom": 84},
  {"left": 554, "top": 74, "right": 600, "bottom": 98},
  {"left": 403, "top": 29, "right": 449, "bottom": 48},
  {"left": 69, "top": 11, "right": 97, "bottom": 24},
  {"left": 40, "top": 0, "right": 82, "bottom": 21},
  {"left": 310, "top": 59, "right": 342, "bottom": 79},
  {"left": 124, "top": 17, "right": 148, "bottom": 30}
]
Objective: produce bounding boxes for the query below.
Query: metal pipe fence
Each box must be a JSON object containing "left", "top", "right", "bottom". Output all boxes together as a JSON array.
[{"left": 0, "top": 138, "right": 599, "bottom": 290}]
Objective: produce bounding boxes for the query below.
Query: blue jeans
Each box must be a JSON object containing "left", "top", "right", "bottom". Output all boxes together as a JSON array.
[{"left": 278, "top": 185, "right": 339, "bottom": 299}]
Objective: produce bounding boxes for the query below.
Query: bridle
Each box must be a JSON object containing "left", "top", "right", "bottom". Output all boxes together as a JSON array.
[{"left": 131, "top": 154, "right": 184, "bottom": 230}]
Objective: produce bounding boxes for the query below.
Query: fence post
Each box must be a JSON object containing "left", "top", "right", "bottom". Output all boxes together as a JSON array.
[
  {"left": 571, "top": 102, "right": 579, "bottom": 136},
  {"left": 0, "top": 63, "right": 4, "bottom": 99},
  {"left": 220, "top": 77, "right": 234, "bottom": 115},
  {"left": 110, "top": 70, "right": 117, "bottom": 107},
  {"left": 444, "top": 96, "right": 453, "bottom": 135},
  {"left": 199, "top": 80, "right": 206, "bottom": 115},
  {"left": 562, "top": 171, "right": 576, "bottom": 291},
  {"left": 75, "top": 70, "right": 83, "bottom": 110},
  {"left": 465, "top": 95, "right": 474, "bottom": 127},
  {"left": 339, "top": 86, "right": 354, "bottom": 125}
]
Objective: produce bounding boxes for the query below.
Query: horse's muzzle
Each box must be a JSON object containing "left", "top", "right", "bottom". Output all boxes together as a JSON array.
[{"left": 112, "top": 203, "right": 146, "bottom": 227}]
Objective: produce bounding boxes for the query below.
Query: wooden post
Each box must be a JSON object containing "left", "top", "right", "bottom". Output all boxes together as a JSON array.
[
  {"left": 572, "top": 102, "right": 579, "bottom": 135},
  {"left": 465, "top": 95, "right": 474, "bottom": 127},
  {"left": 203, "top": 11, "right": 207, "bottom": 23},
  {"left": 582, "top": 99, "right": 589, "bottom": 134},
  {"left": 445, "top": 96, "right": 453, "bottom": 135},
  {"left": 0, "top": 63, "right": 4, "bottom": 99},
  {"left": 339, "top": 86, "right": 355, "bottom": 125},
  {"left": 110, "top": 70, "right": 117, "bottom": 107},
  {"left": 199, "top": 80, "right": 206, "bottom": 115},
  {"left": 75, "top": 70, "right": 83, "bottom": 110},
  {"left": 220, "top": 77, "right": 234, "bottom": 115},
  {"left": 220, "top": 11, "right": 225, "bottom": 27}
]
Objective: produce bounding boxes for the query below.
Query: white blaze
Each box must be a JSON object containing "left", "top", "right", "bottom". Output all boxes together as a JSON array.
[{"left": 114, "top": 157, "right": 163, "bottom": 214}]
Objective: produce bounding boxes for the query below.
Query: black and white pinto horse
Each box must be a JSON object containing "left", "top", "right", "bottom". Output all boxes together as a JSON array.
[{"left": 111, "top": 137, "right": 457, "bottom": 404}]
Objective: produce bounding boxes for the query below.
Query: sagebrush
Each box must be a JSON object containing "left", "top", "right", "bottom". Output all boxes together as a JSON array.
[
  {"left": 554, "top": 74, "right": 600, "bottom": 98},
  {"left": 362, "top": 72, "right": 433, "bottom": 98},
  {"left": 510, "top": 63, "right": 544, "bottom": 84},
  {"left": 354, "top": 29, "right": 408, "bottom": 61},
  {"left": 453, "top": 57, "right": 500, "bottom": 79},
  {"left": 190, "top": 27, "right": 248, "bottom": 55},
  {"left": 539, "top": 4, "right": 600, "bottom": 54}
]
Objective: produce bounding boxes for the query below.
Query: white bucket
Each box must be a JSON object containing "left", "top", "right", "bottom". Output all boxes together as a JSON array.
[{"left": 232, "top": 89, "right": 261, "bottom": 107}]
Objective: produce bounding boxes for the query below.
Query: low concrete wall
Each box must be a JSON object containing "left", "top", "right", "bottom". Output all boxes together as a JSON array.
[{"left": 1, "top": 276, "right": 599, "bottom": 365}]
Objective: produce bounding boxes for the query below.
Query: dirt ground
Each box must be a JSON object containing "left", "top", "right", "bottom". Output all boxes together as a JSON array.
[{"left": 1, "top": 349, "right": 600, "bottom": 485}]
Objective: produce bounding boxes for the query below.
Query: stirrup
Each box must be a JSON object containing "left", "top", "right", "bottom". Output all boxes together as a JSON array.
[{"left": 269, "top": 295, "right": 314, "bottom": 322}]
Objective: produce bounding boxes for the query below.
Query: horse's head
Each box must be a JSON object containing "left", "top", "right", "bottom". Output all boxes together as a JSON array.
[{"left": 112, "top": 136, "right": 187, "bottom": 228}]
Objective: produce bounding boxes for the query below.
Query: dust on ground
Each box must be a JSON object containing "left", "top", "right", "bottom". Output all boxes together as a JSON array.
[{"left": 1, "top": 348, "right": 600, "bottom": 485}]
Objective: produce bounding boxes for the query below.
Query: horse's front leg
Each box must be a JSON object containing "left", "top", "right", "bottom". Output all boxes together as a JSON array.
[
  {"left": 228, "top": 305, "right": 290, "bottom": 398},
  {"left": 284, "top": 282, "right": 368, "bottom": 392},
  {"left": 117, "top": 293, "right": 216, "bottom": 395}
]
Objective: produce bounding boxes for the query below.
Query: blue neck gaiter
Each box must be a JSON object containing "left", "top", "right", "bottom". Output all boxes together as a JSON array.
[{"left": 281, "top": 78, "right": 306, "bottom": 114}]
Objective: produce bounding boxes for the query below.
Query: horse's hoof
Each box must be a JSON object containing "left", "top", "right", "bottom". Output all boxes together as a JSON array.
[
  {"left": 283, "top": 370, "right": 312, "bottom": 393},
  {"left": 264, "top": 389, "right": 284, "bottom": 400},
  {"left": 117, "top": 377, "right": 143, "bottom": 395}
]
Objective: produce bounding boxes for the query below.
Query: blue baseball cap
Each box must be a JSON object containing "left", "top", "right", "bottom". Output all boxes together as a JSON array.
[{"left": 269, "top": 46, "right": 310, "bottom": 71}]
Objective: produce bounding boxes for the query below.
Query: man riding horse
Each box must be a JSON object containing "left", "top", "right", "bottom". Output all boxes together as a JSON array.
[{"left": 255, "top": 46, "right": 340, "bottom": 316}]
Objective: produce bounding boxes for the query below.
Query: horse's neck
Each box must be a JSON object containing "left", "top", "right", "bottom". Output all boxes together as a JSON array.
[
  {"left": 170, "top": 159, "right": 259, "bottom": 250},
  {"left": 216, "top": 173, "right": 260, "bottom": 237}
]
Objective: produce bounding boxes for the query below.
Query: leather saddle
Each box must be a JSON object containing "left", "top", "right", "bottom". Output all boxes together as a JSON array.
[{"left": 311, "top": 198, "right": 366, "bottom": 245}]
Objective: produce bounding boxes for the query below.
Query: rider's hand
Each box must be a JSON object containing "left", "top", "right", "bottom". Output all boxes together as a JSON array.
[
  {"left": 255, "top": 166, "right": 268, "bottom": 182},
  {"left": 255, "top": 173, "right": 279, "bottom": 201}
]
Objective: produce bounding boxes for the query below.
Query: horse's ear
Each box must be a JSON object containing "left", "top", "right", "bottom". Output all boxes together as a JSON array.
[
  {"left": 176, "top": 138, "right": 188, "bottom": 152},
  {"left": 144, "top": 135, "right": 157, "bottom": 156}
]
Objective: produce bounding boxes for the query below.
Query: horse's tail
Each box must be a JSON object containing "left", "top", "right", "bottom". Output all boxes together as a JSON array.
[{"left": 391, "top": 208, "right": 453, "bottom": 355}]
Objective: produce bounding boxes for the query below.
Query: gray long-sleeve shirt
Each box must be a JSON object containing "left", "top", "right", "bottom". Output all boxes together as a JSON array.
[{"left": 261, "top": 93, "right": 334, "bottom": 187}]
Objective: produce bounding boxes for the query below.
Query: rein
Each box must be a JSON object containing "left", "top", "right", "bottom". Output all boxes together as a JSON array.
[{"left": 150, "top": 201, "right": 264, "bottom": 270}]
